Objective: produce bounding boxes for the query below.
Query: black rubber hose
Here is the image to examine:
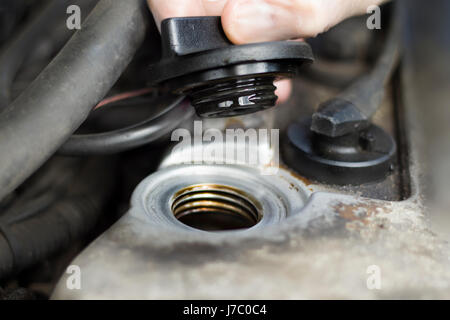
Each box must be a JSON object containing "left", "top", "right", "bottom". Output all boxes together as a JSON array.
[
  {"left": 0, "top": 158, "right": 115, "bottom": 280},
  {"left": 0, "top": 0, "right": 149, "bottom": 202},
  {"left": 0, "top": 0, "right": 72, "bottom": 109},
  {"left": 59, "top": 96, "right": 193, "bottom": 156},
  {"left": 0, "top": 0, "right": 26, "bottom": 45}
]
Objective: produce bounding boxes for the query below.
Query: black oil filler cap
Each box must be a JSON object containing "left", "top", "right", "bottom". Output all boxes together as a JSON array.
[{"left": 149, "top": 16, "right": 314, "bottom": 118}]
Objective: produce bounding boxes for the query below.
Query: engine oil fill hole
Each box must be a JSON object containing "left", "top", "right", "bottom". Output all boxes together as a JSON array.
[{"left": 171, "top": 184, "right": 262, "bottom": 231}]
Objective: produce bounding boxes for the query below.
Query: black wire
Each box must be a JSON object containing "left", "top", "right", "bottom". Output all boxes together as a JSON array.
[{"left": 59, "top": 95, "right": 194, "bottom": 156}]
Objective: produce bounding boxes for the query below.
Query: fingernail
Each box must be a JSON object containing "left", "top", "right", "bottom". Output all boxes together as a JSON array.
[
  {"left": 202, "top": 0, "right": 227, "bottom": 15},
  {"left": 224, "top": 0, "right": 300, "bottom": 44}
]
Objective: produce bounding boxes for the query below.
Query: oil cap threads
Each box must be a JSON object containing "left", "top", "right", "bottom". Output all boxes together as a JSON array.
[{"left": 148, "top": 16, "right": 314, "bottom": 118}]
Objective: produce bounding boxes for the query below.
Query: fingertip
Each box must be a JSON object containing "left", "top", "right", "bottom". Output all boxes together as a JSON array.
[
  {"left": 221, "top": 0, "right": 246, "bottom": 44},
  {"left": 222, "top": 0, "right": 310, "bottom": 44},
  {"left": 275, "top": 79, "right": 293, "bottom": 104}
]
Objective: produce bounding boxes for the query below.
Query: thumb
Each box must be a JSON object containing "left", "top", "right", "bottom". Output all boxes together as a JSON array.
[{"left": 222, "top": 0, "right": 388, "bottom": 44}]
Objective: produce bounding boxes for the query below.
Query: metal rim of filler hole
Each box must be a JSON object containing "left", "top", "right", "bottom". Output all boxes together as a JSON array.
[{"left": 129, "top": 165, "right": 311, "bottom": 234}]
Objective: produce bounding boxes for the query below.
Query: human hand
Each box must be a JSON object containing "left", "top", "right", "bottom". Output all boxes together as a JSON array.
[{"left": 147, "top": 0, "right": 388, "bottom": 103}]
